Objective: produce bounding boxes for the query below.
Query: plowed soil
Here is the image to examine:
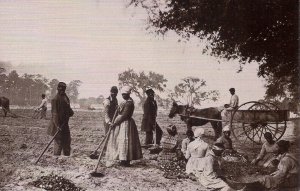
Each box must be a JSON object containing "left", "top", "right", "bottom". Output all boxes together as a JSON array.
[{"left": 0, "top": 109, "right": 298, "bottom": 191}]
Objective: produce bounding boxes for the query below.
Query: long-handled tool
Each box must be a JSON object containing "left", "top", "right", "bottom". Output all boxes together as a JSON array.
[
  {"left": 90, "top": 126, "right": 113, "bottom": 177},
  {"left": 90, "top": 106, "right": 119, "bottom": 177},
  {"left": 35, "top": 129, "right": 60, "bottom": 164},
  {"left": 89, "top": 108, "right": 118, "bottom": 159}
]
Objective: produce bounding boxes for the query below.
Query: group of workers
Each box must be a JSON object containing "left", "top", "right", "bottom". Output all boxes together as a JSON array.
[{"left": 40, "top": 82, "right": 298, "bottom": 190}]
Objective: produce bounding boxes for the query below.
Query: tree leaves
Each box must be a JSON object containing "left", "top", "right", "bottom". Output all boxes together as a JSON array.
[
  {"left": 130, "top": 0, "right": 299, "bottom": 105},
  {"left": 118, "top": 68, "right": 168, "bottom": 104},
  {"left": 171, "top": 77, "right": 219, "bottom": 106}
]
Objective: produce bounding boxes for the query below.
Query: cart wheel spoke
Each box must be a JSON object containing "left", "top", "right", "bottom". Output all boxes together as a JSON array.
[{"left": 235, "top": 125, "right": 252, "bottom": 138}]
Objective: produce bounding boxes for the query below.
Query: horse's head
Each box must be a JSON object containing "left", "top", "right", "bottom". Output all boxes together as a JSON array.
[
  {"left": 169, "top": 101, "right": 190, "bottom": 118},
  {"left": 169, "top": 101, "right": 179, "bottom": 118}
]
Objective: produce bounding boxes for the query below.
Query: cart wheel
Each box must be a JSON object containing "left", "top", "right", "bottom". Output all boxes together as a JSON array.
[{"left": 230, "top": 101, "right": 286, "bottom": 145}]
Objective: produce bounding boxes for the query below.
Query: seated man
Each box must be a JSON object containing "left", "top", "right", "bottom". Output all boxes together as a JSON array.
[{"left": 222, "top": 88, "right": 239, "bottom": 125}]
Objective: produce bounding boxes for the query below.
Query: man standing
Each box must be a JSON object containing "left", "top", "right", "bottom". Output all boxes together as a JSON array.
[
  {"left": 36, "top": 94, "right": 47, "bottom": 119},
  {"left": 141, "top": 88, "right": 163, "bottom": 146},
  {"left": 47, "top": 82, "right": 74, "bottom": 156},
  {"left": 103, "top": 86, "right": 118, "bottom": 134}
]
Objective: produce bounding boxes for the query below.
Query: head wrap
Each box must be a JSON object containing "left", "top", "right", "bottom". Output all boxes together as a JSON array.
[
  {"left": 229, "top": 88, "right": 235, "bottom": 92},
  {"left": 121, "top": 86, "right": 131, "bottom": 94},
  {"left": 194, "top": 128, "right": 205, "bottom": 138},
  {"left": 222, "top": 125, "right": 230, "bottom": 132}
]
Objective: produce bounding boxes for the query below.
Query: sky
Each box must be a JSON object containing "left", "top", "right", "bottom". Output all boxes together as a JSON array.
[{"left": 0, "top": 0, "right": 266, "bottom": 107}]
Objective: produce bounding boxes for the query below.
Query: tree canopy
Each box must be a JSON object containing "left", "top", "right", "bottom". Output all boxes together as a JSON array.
[
  {"left": 118, "top": 68, "right": 167, "bottom": 104},
  {"left": 171, "top": 77, "right": 219, "bottom": 106},
  {"left": 131, "top": 0, "right": 299, "bottom": 104}
]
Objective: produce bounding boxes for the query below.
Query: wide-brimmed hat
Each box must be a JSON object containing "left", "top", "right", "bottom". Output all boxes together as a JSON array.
[
  {"left": 194, "top": 128, "right": 205, "bottom": 138},
  {"left": 121, "top": 86, "right": 131, "bottom": 94}
]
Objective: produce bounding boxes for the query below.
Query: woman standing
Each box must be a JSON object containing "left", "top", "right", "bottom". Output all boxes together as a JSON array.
[{"left": 105, "top": 86, "right": 143, "bottom": 167}]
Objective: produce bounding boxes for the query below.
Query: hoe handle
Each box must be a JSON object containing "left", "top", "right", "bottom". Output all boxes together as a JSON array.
[{"left": 35, "top": 129, "right": 60, "bottom": 164}]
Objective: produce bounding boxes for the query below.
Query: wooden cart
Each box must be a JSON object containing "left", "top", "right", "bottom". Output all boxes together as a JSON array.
[{"left": 229, "top": 101, "right": 289, "bottom": 145}]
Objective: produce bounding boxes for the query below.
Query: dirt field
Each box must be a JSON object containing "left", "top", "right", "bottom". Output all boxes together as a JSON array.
[{"left": 0, "top": 109, "right": 298, "bottom": 191}]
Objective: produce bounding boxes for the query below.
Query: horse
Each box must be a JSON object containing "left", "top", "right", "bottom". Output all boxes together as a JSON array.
[
  {"left": 168, "top": 102, "right": 223, "bottom": 140},
  {"left": 0, "top": 97, "right": 10, "bottom": 117}
]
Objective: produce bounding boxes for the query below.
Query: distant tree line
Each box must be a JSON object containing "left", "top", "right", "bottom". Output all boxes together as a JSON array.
[{"left": 0, "top": 70, "right": 82, "bottom": 106}]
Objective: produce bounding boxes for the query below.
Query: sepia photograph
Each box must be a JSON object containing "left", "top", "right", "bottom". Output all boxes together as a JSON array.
[{"left": 0, "top": 1, "right": 299, "bottom": 190}]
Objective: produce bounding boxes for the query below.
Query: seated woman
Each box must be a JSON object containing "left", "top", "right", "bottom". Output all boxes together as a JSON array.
[
  {"left": 196, "top": 143, "right": 244, "bottom": 191},
  {"left": 181, "top": 129, "right": 194, "bottom": 156},
  {"left": 251, "top": 132, "right": 279, "bottom": 168},
  {"left": 158, "top": 125, "right": 186, "bottom": 179},
  {"left": 258, "top": 140, "right": 299, "bottom": 190},
  {"left": 185, "top": 128, "right": 209, "bottom": 175}
]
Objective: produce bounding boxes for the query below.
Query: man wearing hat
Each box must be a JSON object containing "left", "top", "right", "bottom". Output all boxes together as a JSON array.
[
  {"left": 141, "top": 88, "right": 163, "bottom": 146},
  {"left": 105, "top": 86, "right": 143, "bottom": 167},
  {"left": 47, "top": 82, "right": 74, "bottom": 156},
  {"left": 103, "top": 86, "right": 118, "bottom": 134}
]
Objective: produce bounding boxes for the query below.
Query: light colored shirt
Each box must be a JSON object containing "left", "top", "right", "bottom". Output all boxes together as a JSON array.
[
  {"left": 229, "top": 94, "right": 239, "bottom": 109},
  {"left": 185, "top": 138, "right": 208, "bottom": 159},
  {"left": 38, "top": 98, "right": 47, "bottom": 109},
  {"left": 257, "top": 142, "right": 279, "bottom": 160}
]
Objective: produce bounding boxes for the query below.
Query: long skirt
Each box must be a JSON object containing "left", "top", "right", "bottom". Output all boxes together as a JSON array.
[
  {"left": 197, "top": 172, "right": 232, "bottom": 191},
  {"left": 105, "top": 118, "right": 142, "bottom": 166},
  {"left": 186, "top": 157, "right": 206, "bottom": 175}
]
